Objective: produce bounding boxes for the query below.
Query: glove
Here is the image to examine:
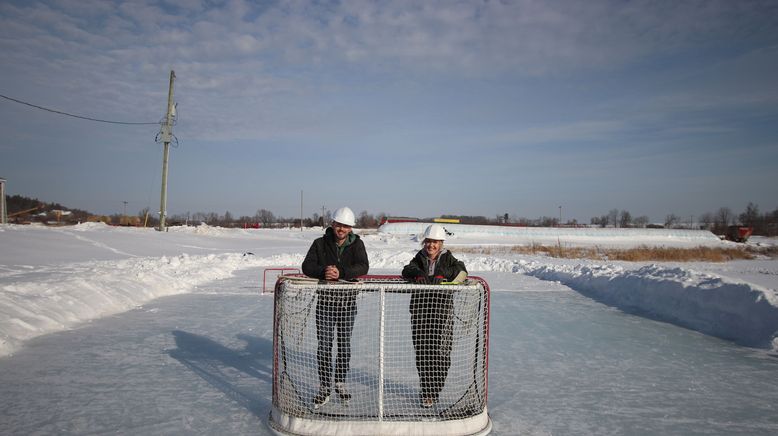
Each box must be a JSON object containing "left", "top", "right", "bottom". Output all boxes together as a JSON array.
[
  {"left": 432, "top": 275, "right": 446, "bottom": 285},
  {"left": 414, "top": 276, "right": 429, "bottom": 284}
]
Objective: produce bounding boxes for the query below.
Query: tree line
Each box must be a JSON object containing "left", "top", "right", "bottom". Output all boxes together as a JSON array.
[
  {"left": 589, "top": 202, "right": 778, "bottom": 236},
  {"left": 5, "top": 195, "right": 777, "bottom": 236},
  {"left": 163, "top": 208, "right": 387, "bottom": 229},
  {"left": 147, "top": 203, "right": 778, "bottom": 236}
]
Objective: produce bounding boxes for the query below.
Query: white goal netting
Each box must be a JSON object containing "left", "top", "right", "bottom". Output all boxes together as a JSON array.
[{"left": 269, "top": 275, "right": 491, "bottom": 436}]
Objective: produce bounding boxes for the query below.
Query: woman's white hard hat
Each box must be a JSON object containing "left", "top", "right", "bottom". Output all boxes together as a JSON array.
[
  {"left": 332, "top": 207, "right": 356, "bottom": 226},
  {"left": 423, "top": 224, "right": 446, "bottom": 241}
]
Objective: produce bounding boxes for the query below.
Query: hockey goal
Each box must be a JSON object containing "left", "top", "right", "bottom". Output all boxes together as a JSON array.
[{"left": 269, "top": 275, "right": 491, "bottom": 436}]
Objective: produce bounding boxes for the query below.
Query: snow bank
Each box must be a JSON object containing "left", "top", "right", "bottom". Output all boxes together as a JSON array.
[
  {"left": 0, "top": 251, "right": 304, "bottom": 357},
  {"left": 378, "top": 222, "right": 724, "bottom": 248},
  {"left": 521, "top": 262, "right": 778, "bottom": 349}
]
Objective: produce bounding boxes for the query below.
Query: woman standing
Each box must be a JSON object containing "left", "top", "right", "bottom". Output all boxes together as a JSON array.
[{"left": 401, "top": 224, "right": 467, "bottom": 408}]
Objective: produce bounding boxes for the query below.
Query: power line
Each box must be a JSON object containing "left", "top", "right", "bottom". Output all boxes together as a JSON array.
[{"left": 0, "top": 93, "right": 160, "bottom": 125}]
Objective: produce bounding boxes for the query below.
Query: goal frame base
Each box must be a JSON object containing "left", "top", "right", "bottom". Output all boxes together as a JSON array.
[{"left": 269, "top": 407, "right": 492, "bottom": 436}]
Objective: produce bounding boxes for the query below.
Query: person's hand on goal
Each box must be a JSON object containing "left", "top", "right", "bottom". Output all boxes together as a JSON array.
[
  {"left": 414, "top": 275, "right": 429, "bottom": 284},
  {"left": 324, "top": 265, "right": 340, "bottom": 281}
]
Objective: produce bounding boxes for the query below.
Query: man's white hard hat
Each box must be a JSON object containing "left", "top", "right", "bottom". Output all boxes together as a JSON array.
[
  {"left": 332, "top": 207, "right": 356, "bottom": 227},
  {"left": 423, "top": 224, "right": 446, "bottom": 241}
]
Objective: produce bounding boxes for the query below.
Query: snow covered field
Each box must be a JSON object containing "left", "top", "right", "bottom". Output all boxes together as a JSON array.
[
  {"left": 1, "top": 223, "right": 777, "bottom": 435},
  {"left": 2, "top": 223, "right": 776, "bottom": 357},
  {"left": 377, "top": 222, "right": 725, "bottom": 248}
]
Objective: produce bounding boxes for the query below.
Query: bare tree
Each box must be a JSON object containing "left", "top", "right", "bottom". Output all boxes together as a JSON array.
[
  {"left": 590, "top": 215, "right": 608, "bottom": 227},
  {"left": 539, "top": 216, "right": 557, "bottom": 227},
  {"left": 192, "top": 212, "right": 208, "bottom": 224},
  {"left": 633, "top": 215, "right": 650, "bottom": 228},
  {"left": 665, "top": 213, "right": 680, "bottom": 228},
  {"left": 357, "top": 210, "right": 378, "bottom": 228},
  {"left": 767, "top": 208, "right": 778, "bottom": 236},
  {"left": 739, "top": 202, "right": 760, "bottom": 227},
  {"left": 608, "top": 209, "right": 619, "bottom": 227},
  {"left": 699, "top": 212, "right": 714, "bottom": 230},
  {"left": 714, "top": 207, "right": 733, "bottom": 234},
  {"left": 138, "top": 207, "right": 152, "bottom": 226},
  {"left": 619, "top": 210, "right": 633, "bottom": 228},
  {"left": 254, "top": 209, "right": 276, "bottom": 227},
  {"left": 222, "top": 210, "right": 234, "bottom": 227}
]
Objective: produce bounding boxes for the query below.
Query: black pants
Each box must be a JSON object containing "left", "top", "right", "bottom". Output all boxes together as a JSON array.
[
  {"left": 411, "top": 291, "right": 454, "bottom": 400},
  {"left": 315, "top": 292, "right": 357, "bottom": 391}
]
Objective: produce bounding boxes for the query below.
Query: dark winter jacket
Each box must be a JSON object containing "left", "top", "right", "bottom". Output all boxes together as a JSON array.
[
  {"left": 402, "top": 249, "right": 467, "bottom": 282},
  {"left": 302, "top": 227, "right": 369, "bottom": 280}
]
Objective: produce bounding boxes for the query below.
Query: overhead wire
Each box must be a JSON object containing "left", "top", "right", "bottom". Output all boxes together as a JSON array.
[{"left": 0, "top": 93, "right": 160, "bottom": 125}]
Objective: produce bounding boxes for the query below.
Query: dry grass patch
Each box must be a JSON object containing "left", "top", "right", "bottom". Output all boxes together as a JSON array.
[
  {"left": 606, "top": 246, "right": 753, "bottom": 262},
  {"left": 456, "top": 244, "right": 754, "bottom": 262}
]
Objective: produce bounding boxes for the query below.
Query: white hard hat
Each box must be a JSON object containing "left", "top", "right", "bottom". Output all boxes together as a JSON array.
[
  {"left": 423, "top": 224, "right": 446, "bottom": 241},
  {"left": 332, "top": 206, "right": 356, "bottom": 227}
]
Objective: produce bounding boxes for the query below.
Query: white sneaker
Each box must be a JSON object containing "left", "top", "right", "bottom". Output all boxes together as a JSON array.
[{"left": 313, "top": 391, "right": 330, "bottom": 409}]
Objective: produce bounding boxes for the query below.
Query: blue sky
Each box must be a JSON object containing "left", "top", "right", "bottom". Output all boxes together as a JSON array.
[{"left": 1, "top": 0, "right": 776, "bottom": 223}]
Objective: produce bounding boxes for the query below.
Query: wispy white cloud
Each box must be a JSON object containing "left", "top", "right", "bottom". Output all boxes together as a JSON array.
[
  {"left": 486, "top": 120, "right": 627, "bottom": 146},
  {"left": 1, "top": 0, "right": 777, "bottom": 218}
]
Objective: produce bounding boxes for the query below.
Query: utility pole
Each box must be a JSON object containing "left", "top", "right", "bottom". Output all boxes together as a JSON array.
[
  {"left": 123, "top": 201, "right": 128, "bottom": 216},
  {"left": 0, "top": 177, "right": 7, "bottom": 225},
  {"left": 321, "top": 205, "right": 326, "bottom": 227},
  {"left": 300, "top": 190, "right": 303, "bottom": 231},
  {"left": 559, "top": 205, "right": 562, "bottom": 227},
  {"left": 158, "top": 70, "right": 176, "bottom": 232}
]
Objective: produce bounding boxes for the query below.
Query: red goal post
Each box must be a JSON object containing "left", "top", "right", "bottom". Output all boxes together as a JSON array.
[
  {"left": 269, "top": 275, "right": 491, "bottom": 436},
  {"left": 262, "top": 268, "right": 300, "bottom": 294}
]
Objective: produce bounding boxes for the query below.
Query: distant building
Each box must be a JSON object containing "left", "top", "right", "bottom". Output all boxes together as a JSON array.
[{"left": 379, "top": 216, "right": 418, "bottom": 225}]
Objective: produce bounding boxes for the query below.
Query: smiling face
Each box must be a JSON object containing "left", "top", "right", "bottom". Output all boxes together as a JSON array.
[
  {"left": 332, "top": 221, "right": 352, "bottom": 244},
  {"left": 423, "top": 238, "right": 443, "bottom": 260}
]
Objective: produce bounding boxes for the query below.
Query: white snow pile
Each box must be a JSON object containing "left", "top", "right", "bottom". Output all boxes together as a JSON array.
[
  {"left": 0, "top": 252, "right": 305, "bottom": 356},
  {"left": 0, "top": 254, "right": 240, "bottom": 350},
  {"left": 522, "top": 262, "right": 778, "bottom": 349},
  {"left": 379, "top": 222, "right": 725, "bottom": 247}
]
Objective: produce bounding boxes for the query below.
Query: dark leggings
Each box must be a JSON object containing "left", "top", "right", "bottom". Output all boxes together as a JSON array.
[
  {"left": 316, "top": 293, "right": 357, "bottom": 390},
  {"left": 411, "top": 291, "right": 454, "bottom": 400}
]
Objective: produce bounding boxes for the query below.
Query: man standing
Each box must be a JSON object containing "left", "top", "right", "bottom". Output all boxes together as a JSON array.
[{"left": 302, "top": 206, "right": 369, "bottom": 408}]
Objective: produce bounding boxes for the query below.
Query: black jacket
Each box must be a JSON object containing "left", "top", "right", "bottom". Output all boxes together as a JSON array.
[
  {"left": 302, "top": 227, "right": 369, "bottom": 280},
  {"left": 402, "top": 249, "right": 467, "bottom": 282}
]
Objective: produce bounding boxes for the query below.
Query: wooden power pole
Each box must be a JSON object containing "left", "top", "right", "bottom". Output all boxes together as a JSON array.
[
  {"left": 0, "top": 177, "right": 6, "bottom": 225},
  {"left": 158, "top": 70, "right": 176, "bottom": 232}
]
